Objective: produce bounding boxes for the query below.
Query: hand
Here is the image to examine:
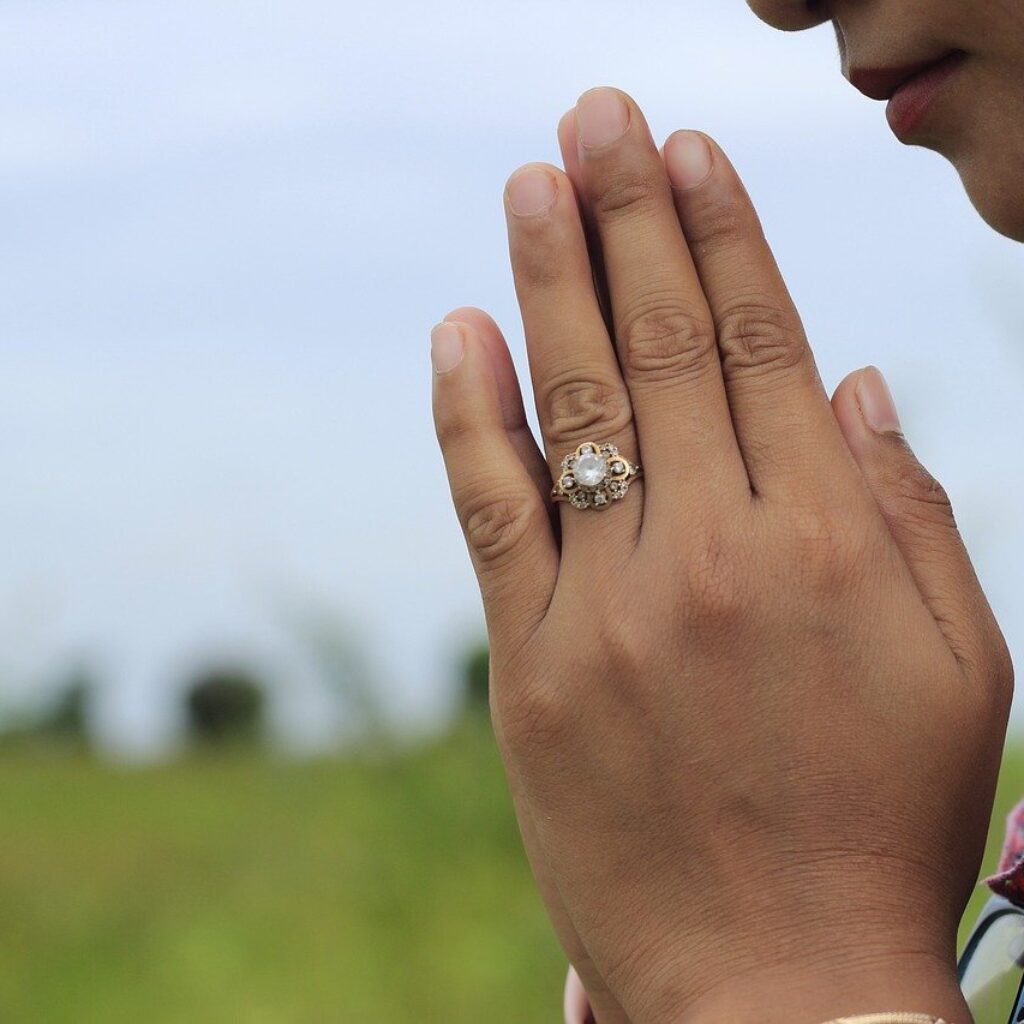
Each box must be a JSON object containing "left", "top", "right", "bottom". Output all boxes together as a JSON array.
[{"left": 431, "top": 87, "right": 1014, "bottom": 1024}]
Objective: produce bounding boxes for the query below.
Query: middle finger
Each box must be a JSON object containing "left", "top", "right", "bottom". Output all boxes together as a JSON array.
[{"left": 572, "top": 87, "right": 750, "bottom": 509}]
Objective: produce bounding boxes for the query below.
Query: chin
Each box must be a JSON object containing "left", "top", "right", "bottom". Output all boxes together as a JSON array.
[{"left": 951, "top": 140, "right": 1024, "bottom": 242}]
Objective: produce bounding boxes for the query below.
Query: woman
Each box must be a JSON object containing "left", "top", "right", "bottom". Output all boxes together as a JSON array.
[{"left": 430, "top": 2, "right": 1022, "bottom": 1022}]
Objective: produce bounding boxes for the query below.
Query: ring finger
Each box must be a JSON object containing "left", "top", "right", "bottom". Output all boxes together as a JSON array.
[{"left": 504, "top": 160, "right": 643, "bottom": 548}]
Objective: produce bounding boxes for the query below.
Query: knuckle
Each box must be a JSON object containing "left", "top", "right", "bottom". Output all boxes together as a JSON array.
[
  {"left": 685, "top": 192, "right": 754, "bottom": 254},
  {"left": 433, "top": 402, "right": 474, "bottom": 449},
  {"left": 682, "top": 530, "right": 747, "bottom": 628},
  {"left": 986, "top": 632, "right": 1015, "bottom": 702},
  {"left": 618, "top": 298, "right": 716, "bottom": 384},
  {"left": 514, "top": 249, "right": 563, "bottom": 292},
  {"left": 590, "top": 169, "right": 660, "bottom": 219},
  {"left": 688, "top": 544, "right": 745, "bottom": 622},
  {"left": 892, "top": 457, "right": 956, "bottom": 523},
  {"left": 597, "top": 604, "right": 650, "bottom": 677},
  {"left": 785, "top": 504, "right": 874, "bottom": 591},
  {"left": 498, "top": 676, "right": 573, "bottom": 753},
  {"left": 542, "top": 371, "right": 633, "bottom": 446},
  {"left": 961, "top": 630, "right": 1016, "bottom": 726},
  {"left": 511, "top": 225, "right": 569, "bottom": 292},
  {"left": 461, "top": 489, "right": 540, "bottom": 572},
  {"left": 715, "top": 299, "right": 806, "bottom": 378}
]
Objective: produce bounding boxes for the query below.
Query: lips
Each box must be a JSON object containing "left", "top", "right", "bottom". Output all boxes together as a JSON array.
[{"left": 849, "top": 50, "right": 967, "bottom": 139}]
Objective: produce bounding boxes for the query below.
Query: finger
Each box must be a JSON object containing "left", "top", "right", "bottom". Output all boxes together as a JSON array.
[
  {"left": 557, "top": 109, "right": 612, "bottom": 333},
  {"left": 438, "top": 313, "right": 623, "bottom": 1017},
  {"left": 443, "top": 306, "right": 556, "bottom": 534},
  {"left": 504, "top": 161, "right": 643, "bottom": 545},
  {"left": 832, "top": 366, "right": 1014, "bottom": 690},
  {"left": 500, "top": 755, "right": 628, "bottom": 1024},
  {"left": 432, "top": 318, "right": 558, "bottom": 657},
  {"left": 564, "top": 967, "right": 595, "bottom": 1024},
  {"left": 571, "top": 88, "right": 748, "bottom": 506},
  {"left": 663, "top": 130, "right": 861, "bottom": 501},
  {"left": 558, "top": 109, "right": 582, "bottom": 190}
]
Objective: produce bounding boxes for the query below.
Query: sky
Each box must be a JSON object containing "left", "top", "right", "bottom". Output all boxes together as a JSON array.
[{"left": 1, "top": 0, "right": 1022, "bottom": 756}]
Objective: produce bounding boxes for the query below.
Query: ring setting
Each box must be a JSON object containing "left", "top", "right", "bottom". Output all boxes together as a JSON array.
[{"left": 551, "top": 442, "right": 642, "bottom": 510}]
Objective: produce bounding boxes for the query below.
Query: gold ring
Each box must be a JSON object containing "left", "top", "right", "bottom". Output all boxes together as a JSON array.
[{"left": 551, "top": 442, "right": 642, "bottom": 511}]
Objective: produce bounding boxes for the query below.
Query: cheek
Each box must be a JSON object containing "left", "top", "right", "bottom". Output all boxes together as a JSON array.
[
  {"left": 991, "top": 0, "right": 1024, "bottom": 50},
  {"left": 949, "top": 0, "right": 1024, "bottom": 51}
]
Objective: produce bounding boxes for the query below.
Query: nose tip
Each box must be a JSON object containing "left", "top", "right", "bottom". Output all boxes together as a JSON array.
[{"left": 746, "top": 0, "right": 830, "bottom": 32}]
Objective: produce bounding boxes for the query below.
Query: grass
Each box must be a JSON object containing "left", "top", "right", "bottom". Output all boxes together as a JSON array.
[
  {"left": 0, "top": 725, "right": 1021, "bottom": 1022},
  {"left": 0, "top": 725, "right": 562, "bottom": 1023}
]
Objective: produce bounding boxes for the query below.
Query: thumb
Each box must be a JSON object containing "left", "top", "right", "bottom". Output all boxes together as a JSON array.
[{"left": 832, "top": 366, "right": 1012, "bottom": 690}]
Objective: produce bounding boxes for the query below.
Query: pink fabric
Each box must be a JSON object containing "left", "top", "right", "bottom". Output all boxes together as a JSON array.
[
  {"left": 564, "top": 966, "right": 593, "bottom": 1024},
  {"left": 986, "top": 796, "right": 1024, "bottom": 907}
]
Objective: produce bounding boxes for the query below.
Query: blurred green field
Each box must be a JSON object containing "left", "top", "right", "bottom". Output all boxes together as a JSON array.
[
  {"left": 0, "top": 726, "right": 563, "bottom": 1023},
  {"left": 0, "top": 728, "right": 1022, "bottom": 1023}
]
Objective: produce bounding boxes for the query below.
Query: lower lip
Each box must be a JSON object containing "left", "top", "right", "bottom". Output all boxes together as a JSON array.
[{"left": 886, "top": 51, "right": 967, "bottom": 140}]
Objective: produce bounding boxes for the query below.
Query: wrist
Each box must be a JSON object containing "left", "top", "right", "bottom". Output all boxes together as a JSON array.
[{"left": 673, "top": 952, "right": 969, "bottom": 1024}]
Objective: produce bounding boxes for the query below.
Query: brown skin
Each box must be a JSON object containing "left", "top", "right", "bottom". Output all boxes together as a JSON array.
[
  {"left": 432, "top": 84, "right": 1015, "bottom": 1024},
  {"left": 748, "top": 0, "right": 1024, "bottom": 241}
]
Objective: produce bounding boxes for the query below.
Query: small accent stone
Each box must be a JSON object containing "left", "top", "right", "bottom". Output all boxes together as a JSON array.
[
  {"left": 579, "top": 444, "right": 594, "bottom": 455},
  {"left": 573, "top": 451, "right": 608, "bottom": 488},
  {"left": 570, "top": 492, "right": 589, "bottom": 509},
  {"left": 593, "top": 492, "right": 608, "bottom": 506},
  {"left": 562, "top": 475, "right": 576, "bottom": 490},
  {"left": 611, "top": 461, "right": 625, "bottom": 475}
]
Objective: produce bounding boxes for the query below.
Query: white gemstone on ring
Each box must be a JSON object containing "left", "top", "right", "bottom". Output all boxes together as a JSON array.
[
  {"left": 573, "top": 452, "right": 608, "bottom": 488},
  {"left": 554, "top": 441, "right": 641, "bottom": 510}
]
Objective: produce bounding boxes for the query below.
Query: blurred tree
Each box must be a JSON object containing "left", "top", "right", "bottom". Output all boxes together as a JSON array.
[
  {"left": 35, "top": 669, "right": 92, "bottom": 742},
  {"left": 185, "top": 668, "right": 265, "bottom": 746},
  {"left": 0, "top": 664, "right": 97, "bottom": 752},
  {"left": 462, "top": 641, "right": 490, "bottom": 715}
]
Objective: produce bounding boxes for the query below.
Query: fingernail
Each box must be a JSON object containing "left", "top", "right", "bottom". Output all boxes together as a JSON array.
[
  {"left": 430, "top": 321, "right": 465, "bottom": 374},
  {"left": 856, "top": 366, "right": 903, "bottom": 435},
  {"left": 664, "top": 131, "right": 714, "bottom": 190},
  {"left": 506, "top": 166, "right": 558, "bottom": 217},
  {"left": 576, "top": 88, "right": 630, "bottom": 149},
  {"left": 557, "top": 108, "right": 576, "bottom": 141}
]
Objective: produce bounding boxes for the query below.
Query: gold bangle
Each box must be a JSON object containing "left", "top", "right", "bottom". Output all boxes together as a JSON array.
[{"left": 822, "top": 1016, "right": 949, "bottom": 1024}]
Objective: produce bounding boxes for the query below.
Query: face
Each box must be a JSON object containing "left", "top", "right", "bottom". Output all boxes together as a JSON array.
[{"left": 747, "top": 0, "right": 1024, "bottom": 241}]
